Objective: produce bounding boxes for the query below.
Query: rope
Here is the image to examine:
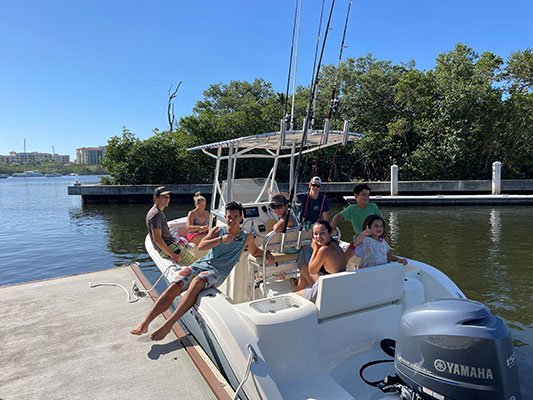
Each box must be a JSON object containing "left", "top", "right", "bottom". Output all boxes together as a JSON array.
[
  {"left": 89, "top": 263, "right": 175, "bottom": 303},
  {"left": 232, "top": 345, "right": 258, "bottom": 400}
]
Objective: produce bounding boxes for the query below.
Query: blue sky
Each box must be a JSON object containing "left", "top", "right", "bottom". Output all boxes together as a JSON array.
[{"left": 1, "top": 0, "right": 531, "bottom": 159}]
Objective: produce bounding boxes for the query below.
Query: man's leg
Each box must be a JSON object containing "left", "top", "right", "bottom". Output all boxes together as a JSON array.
[
  {"left": 130, "top": 281, "right": 183, "bottom": 335},
  {"left": 150, "top": 276, "right": 206, "bottom": 341}
]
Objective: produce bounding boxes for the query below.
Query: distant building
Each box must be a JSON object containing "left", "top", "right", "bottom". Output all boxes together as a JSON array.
[
  {"left": 0, "top": 151, "right": 70, "bottom": 165},
  {"left": 76, "top": 146, "right": 105, "bottom": 164}
]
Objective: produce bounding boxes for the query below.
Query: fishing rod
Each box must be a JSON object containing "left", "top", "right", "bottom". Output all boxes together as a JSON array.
[
  {"left": 283, "top": 0, "right": 301, "bottom": 123},
  {"left": 327, "top": 0, "right": 353, "bottom": 121},
  {"left": 282, "top": 0, "right": 337, "bottom": 236},
  {"left": 318, "top": 0, "right": 354, "bottom": 217}
]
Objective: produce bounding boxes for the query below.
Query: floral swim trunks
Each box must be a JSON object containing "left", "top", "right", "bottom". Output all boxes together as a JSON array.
[{"left": 173, "top": 264, "right": 218, "bottom": 291}]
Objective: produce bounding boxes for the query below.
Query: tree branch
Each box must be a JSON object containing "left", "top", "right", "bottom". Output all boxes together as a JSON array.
[{"left": 168, "top": 81, "right": 182, "bottom": 131}]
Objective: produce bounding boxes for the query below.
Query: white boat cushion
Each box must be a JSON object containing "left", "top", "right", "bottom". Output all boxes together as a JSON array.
[{"left": 315, "top": 263, "right": 406, "bottom": 321}]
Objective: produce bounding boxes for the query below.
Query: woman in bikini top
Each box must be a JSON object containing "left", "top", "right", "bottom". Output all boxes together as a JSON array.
[
  {"left": 293, "top": 220, "right": 346, "bottom": 297},
  {"left": 186, "top": 192, "right": 210, "bottom": 245}
]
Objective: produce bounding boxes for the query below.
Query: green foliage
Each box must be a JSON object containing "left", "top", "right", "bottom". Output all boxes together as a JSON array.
[{"left": 97, "top": 45, "right": 533, "bottom": 184}]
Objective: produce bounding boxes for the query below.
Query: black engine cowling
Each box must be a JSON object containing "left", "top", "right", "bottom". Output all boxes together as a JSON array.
[{"left": 394, "top": 298, "right": 521, "bottom": 400}]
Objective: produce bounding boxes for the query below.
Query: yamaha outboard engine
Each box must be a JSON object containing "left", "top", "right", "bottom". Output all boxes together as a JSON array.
[{"left": 395, "top": 298, "right": 521, "bottom": 400}]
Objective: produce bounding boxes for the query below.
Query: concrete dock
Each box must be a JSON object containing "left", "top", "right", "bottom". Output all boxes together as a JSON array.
[
  {"left": 68, "top": 180, "right": 533, "bottom": 204},
  {"left": 0, "top": 266, "right": 232, "bottom": 400}
]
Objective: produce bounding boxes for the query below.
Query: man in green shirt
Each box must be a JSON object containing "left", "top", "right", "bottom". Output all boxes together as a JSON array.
[{"left": 331, "top": 183, "right": 382, "bottom": 240}]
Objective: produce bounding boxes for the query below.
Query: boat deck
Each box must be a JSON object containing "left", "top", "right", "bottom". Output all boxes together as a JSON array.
[{"left": 0, "top": 266, "right": 231, "bottom": 400}]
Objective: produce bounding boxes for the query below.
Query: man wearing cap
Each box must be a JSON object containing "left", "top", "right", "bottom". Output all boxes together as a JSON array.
[
  {"left": 296, "top": 176, "right": 330, "bottom": 225},
  {"left": 270, "top": 194, "right": 296, "bottom": 232},
  {"left": 146, "top": 186, "right": 185, "bottom": 264}
]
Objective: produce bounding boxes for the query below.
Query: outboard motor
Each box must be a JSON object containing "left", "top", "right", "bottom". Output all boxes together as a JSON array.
[{"left": 395, "top": 298, "right": 521, "bottom": 400}]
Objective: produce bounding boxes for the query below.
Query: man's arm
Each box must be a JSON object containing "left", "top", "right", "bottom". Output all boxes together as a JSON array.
[
  {"left": 246, "top": 234, "right": 275, "bottom": 263},
  {"left": 152, "top": 228, "right": 181, "bottom": 264},
  {"left": 198, "top": 227, "right": 222, "bottom": 251},
  {"left": 330, "top": 212, "right": 344, "bottom": 231},
  {"left": 321, "top": 211, "right": 330, "bottom": 221},
  {"left": 272, "top": 213, "right": 294, "bottom": 232}
]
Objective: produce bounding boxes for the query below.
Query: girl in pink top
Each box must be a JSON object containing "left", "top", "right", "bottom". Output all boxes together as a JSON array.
[{"left": 346, "top": 214, "right": 407, "bottom": 268}]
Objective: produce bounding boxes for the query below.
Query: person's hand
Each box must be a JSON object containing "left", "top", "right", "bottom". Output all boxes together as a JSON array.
[
  {"left": 398, "top": 257, "right": 407, "bottom": 265},
  {"left": 201, "top": 225, "right": 208, "bottom": 233},
  {"left": 362, "top": 227, "right": 372, "bottom": 236},
  {"left": 170, "top": 252, "right": 182, "bottom": 264},
  {"left": 311, "top": 240, "right": 318, "bottom": 251},
  {"left": 221, "top": 233, "right": 237, "bottom": 244}
]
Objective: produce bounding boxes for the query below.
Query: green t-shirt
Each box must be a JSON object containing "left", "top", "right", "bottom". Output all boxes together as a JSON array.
[{"left": 340, "top": 202, "right": 382, "bottom": 239}]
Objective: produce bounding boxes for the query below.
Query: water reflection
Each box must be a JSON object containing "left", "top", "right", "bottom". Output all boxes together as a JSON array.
[{"left": 387, "top": 210, "right": 399, "bottom": 245}]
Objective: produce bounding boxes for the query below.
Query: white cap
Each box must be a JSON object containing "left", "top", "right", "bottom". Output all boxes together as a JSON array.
[{"left": 310, "top": 176, "right": 322, "bottom": 185}]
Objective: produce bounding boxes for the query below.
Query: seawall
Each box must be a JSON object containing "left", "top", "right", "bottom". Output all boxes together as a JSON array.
[{"left": 68, "top": 180, "right": 533, "bottom": 204}]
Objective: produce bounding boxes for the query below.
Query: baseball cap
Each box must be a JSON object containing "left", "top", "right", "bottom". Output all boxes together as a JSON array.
[
  {"left": 310, "top": 176, "right": 322, "bottom": 185},
  {"left": 154, "top": 186, "right": 173, "bottom": 197},
  {"left": 270, "top": 194, "right": 288, "bottom": 206}
]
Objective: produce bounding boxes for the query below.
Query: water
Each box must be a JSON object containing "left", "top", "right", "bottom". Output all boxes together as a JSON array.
[{"left": 0, "top": 176, "right": 531, "bottom": 395}]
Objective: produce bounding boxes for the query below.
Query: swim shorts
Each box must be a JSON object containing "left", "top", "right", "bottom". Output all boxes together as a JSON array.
[{"left": 173, "top": 265, "right": 218, "bottom": 291}]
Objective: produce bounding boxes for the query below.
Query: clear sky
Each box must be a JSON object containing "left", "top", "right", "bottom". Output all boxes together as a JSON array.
[{"left": 1, "top": 0, "right": 531, "bottom": 159}]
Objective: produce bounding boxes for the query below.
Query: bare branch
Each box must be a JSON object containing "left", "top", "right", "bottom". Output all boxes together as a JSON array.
[{"left": 168, "top": 81, "right": 182, "bottom": 131}]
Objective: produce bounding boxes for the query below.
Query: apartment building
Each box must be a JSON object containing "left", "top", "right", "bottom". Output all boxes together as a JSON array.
[
  {"left": 0, "top": 151, "right": 70, "bottom": 165},
  {"left": 76, "top": 146, "right": 105, "bottom": 164}
]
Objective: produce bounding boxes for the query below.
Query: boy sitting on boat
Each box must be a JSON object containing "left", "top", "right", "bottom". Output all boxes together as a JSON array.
[
  {"left": 331, "top": 183, "right": 382, "bottom": 240},
  {"left": 146, "top": 186, "right": 195, "bottom": 266},
  {"left": 131, "top": 201, "right": 274, "bottom": 341}
]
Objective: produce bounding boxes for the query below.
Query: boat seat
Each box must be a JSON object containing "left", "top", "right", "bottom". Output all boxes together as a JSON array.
[
  {"left": 247, "top": 251, "right": 300, "bottom": 265},
  {"left": 315, "top": 263, "right": 406, "bottom": 321},
  {"left": 247, "top": 228, "right": 314, "bottom": 298}
]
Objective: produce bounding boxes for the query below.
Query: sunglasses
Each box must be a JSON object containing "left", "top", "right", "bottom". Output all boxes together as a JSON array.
[
  {"left": 311, "top": 184, "right": 321, "bottom": 188},
  {"left": 270, "top": 204, "right": 285, "bottom": 210}
]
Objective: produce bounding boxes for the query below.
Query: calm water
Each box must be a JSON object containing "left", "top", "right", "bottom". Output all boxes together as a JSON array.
[{"left": 1, "top": 176, "right": 531, "bottom": 394}]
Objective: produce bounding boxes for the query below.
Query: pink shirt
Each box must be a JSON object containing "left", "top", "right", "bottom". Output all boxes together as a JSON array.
[{"left": 354, "top": 236, "right": 390, "bottom": 268}]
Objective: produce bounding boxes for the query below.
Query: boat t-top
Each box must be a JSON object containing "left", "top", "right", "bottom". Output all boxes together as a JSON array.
[{"left": 145, "top": 119, "right": 521, "bottom": 399}]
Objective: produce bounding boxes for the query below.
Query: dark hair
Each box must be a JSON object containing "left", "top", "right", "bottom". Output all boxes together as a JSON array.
[
  {"left": 362, "top": 214, "right": 386, "bottom": 239},
  {"left": 225, "top": 201, "right": 243, "bottom": 215},
  {"left": 353, "top": 183, "right": 371, "bottom": 195},
  {"left": 313, "top": 219, "right": 333, "bottom": 234}
]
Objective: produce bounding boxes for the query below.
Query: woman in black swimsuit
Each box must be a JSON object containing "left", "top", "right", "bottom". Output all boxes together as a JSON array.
[{"left": 295, "top": 220, "right": 346, "bottom": 302}]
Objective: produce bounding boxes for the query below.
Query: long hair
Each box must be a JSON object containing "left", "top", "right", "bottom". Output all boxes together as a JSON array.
[{"left": 361, "top": 214, "right": 387, "bottom": 239}]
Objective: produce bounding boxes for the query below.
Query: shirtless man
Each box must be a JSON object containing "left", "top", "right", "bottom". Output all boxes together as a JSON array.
[{"left": 131, "top": 201, "right": 274, "bottom": 341}]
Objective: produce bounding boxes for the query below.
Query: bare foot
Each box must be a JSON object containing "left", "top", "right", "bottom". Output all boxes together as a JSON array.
[
  {"left": 130, "top": 322, "right": 149, "bottom": 335},
  {"left": 150, "top": 324, "right": 173, "bottom": 341},
  {"left": 290, "top": 278, "right": 299, "bottom": 291}
]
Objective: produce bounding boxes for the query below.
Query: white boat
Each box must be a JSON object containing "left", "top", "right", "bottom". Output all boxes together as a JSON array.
[
  {"left": 45, "top": 172, "right": 62, "bottom": 177},
  {"left": 12, "top": 170, "right": 44, "bottom": 177},
  {"left": 0, "top": 174, "right": 8, "bottom": 179},
  {"left": 146, "top": 125, "right": 521, "bottom": 399}
]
